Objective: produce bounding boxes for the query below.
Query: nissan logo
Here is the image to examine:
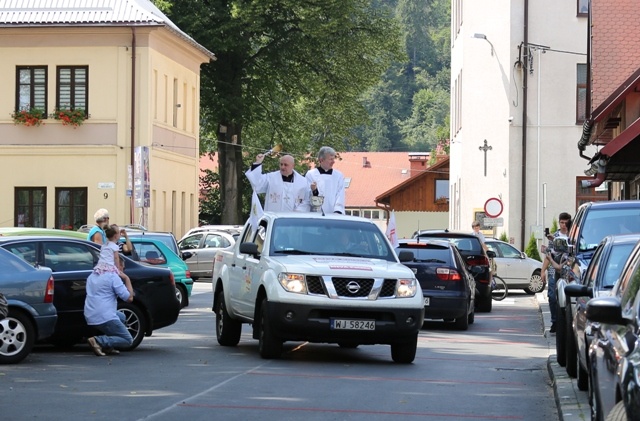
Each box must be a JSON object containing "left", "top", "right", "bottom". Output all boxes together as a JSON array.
[{"left": 346, "top": 281, "right": 361, "bottom": 294}]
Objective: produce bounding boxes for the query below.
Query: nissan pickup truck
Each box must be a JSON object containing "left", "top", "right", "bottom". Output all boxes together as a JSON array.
[{"left": 211, "top": 212, "right": 424, "bottom": 363}]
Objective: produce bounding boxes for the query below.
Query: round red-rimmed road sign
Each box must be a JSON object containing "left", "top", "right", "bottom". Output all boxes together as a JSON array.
[{"left": 484, "top": 197, "right": 503, "bottom": 218}]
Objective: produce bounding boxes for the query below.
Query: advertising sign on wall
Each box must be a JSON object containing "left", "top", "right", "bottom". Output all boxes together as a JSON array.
[{"left": 134, "top": 146, "right": 150, "bottom": 208}]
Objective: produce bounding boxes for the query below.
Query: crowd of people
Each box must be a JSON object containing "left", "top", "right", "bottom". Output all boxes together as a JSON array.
[{"left": 245, "top": 146, "right": 345, "bottom": 215}]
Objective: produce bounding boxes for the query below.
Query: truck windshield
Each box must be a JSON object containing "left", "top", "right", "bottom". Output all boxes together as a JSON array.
[{"left": 270, "top": 218, "right": 396, "bottom": 261}]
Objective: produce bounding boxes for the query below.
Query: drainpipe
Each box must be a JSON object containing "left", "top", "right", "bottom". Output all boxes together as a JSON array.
[
  {"left": 520, "top": 0, "right": 529, "bottom": 250},
  {"left": 130, "top": 27, "right": 136, "bottom": 224},
  {"left": 581, "top": 158, "right": 607, "bottom": 188}
]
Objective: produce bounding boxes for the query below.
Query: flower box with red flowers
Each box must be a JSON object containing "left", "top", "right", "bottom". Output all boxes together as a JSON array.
[
  {"left": 11, "top": 108, "right": 45, "bottom": 126},
  {"left": 51, "top": 108, "right": 88, "bottom": 127}
]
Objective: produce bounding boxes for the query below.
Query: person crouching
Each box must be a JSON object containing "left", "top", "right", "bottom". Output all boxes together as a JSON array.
[{"left": 84, "top": 224, "right": 135, "bottom": 356}]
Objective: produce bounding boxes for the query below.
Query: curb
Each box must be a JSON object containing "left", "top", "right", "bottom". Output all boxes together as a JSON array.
[{"left": 535, "top": 292, "right": 590, "bottom": 421}]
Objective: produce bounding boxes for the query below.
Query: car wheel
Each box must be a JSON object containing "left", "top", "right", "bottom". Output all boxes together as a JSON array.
[
  {"left": 176, "top": 284, "right": 188, "bottom": 308},
  {"left": 0, "top": 310, "right": 35, "bottom": 364},
  {"left": 476, "top": 290, "right": 492, "bottom": 312},
  {"left": 591, "top": 380, "right": 601, "bottom": 421},
  {"left": 454, "top": 303, "right": 470, "bottom": 330},
  {"left": 258, "top": 298, "right": 282, "bottom": 359},
  {"left": 391, "top": 335, "right": 418, "bottom": 364},
  {"left": 118, "top": 302, "right": 147, "bottom": 351},
  {"left": 468, "top": 307, "right": 475, "bottom": 325},
  {"left": 556, "top": 300, "right": 567, "bottom": 367},
  {"left": 565, "top": 305, "right": 578, "bottom": 378},
  {"left": 577, "top": 355, "right": 589, "bottom": 391},
  {"left": 215, "top": 290, "right": 242, "bottom": 346},
  {"left": 525, "top": 271, "right": 545, "bottom": 295},
  {"left": 607, "top": 401, "right": 627, "bottom": 421}
]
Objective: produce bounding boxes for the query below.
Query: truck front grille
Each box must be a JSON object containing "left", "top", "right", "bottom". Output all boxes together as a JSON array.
[{"left": 305, "top": 276, "right": 398, "bottom": 299}]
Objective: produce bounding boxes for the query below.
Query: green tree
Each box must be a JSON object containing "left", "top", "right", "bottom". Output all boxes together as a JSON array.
[{"left": 161, "top": 1, "right": 404, "bottom": 224}]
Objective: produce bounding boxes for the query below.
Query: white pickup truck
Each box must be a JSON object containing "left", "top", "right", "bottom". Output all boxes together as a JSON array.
[{"left": 211, "top": 212, "right": 424, "bottom": 363}]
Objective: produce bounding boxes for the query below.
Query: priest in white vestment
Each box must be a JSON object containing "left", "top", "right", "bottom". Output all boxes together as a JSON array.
[
  {"left": 245, "top": 153, "right": 311, "bottom": 212},
  {"left": 305, "top": 146, "right": 345, "bottom": 214}
]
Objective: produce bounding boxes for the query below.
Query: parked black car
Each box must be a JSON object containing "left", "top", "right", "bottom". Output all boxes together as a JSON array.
[
  {"left": 564, "top": 234, "right": 640, "bottom": 391},
  {"left": 0, "top": 247, "right": 57, "bottom": 364},
  {"left": 586, "top": 237, "right": 640, "bottom": 421},
  {"left": 413, "top": 230, "right": 495, "bottom": 312},
  {"left": 0, "top": 236, "right": 181, "bottom": 351},
  {"left": 556, "top": 200, "right": 640, "bottom": 368},
  {"left": 396, "top": 239, "right": 475, "bottom": 330}
]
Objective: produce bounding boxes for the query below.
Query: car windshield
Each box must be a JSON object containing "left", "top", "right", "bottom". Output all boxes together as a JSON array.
[
  {"left": 269, "top": 218, "right": 395, "bottom": 261},
  {"left": 416, "top": 234, "right": 482, "bottom": 254},
  {"left": 395, "top": 244, "right": 452, "bottom": 264},
  {"left": 580, "top": 209, "right": 640, "bottom": 251},
  {"left": 602, "top": 243, "right": 636, "bottom": 288}
]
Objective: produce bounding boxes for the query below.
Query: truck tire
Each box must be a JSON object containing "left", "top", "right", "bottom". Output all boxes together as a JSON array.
[
  {"left": 391, "top": 335, "right": 418, "bottom": 364},
  {"left": 258, "top": 298, "right": 282, "bottom": 359},
  {"left": 216, "top": 290, "right": 242, "bottom": 346}
]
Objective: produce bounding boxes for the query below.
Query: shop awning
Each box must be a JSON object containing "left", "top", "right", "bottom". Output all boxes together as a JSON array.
[{"left": 601, "top": 117, "right": 640, "bottom": 157}]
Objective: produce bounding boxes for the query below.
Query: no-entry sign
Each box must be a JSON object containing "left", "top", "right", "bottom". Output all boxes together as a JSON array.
[{"left": 484, "top": 197, "right": 503, "bottom": 218}]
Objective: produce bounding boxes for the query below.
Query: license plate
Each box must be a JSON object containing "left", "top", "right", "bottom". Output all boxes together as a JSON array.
[
  {"left": 330, "top": 319, "right": 375, "bottom": 330},
  {"left": 424, "top": 297, "right": 430, "bottom": 306}
]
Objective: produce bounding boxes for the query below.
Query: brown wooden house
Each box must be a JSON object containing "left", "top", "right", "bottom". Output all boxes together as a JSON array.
[{"left": 375, "top": 156, "right": 450, "bottom": 237}]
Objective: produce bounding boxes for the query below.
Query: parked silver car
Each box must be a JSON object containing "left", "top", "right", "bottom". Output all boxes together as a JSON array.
[
  {"left": 178, "top": 231, "right": 236, "bottom": 280},
  {"left": 485, "top": 239, "right": 545, "bottom": 294}
]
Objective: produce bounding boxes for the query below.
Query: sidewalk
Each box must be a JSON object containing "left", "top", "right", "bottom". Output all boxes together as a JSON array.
[{"left": 535, "top": 292, "right": 590, "bottom": 421}]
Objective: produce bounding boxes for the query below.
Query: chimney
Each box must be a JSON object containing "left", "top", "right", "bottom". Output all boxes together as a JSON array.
[
  {"left": 408, "top": 152, "right": 429, "bottom": 177},
  {"left": 362, "top": 157, "right": 371, "bottom": 168}
]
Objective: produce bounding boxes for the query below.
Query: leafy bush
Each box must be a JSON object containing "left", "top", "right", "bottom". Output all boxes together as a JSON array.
[
  {"left": 525, "top": 232, "right": 542, "bottom": 262},
  {"left": 499, "top": 232, "right": 509, "bottom": 242}
]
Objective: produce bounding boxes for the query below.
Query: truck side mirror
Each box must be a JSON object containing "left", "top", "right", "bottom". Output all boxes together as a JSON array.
[{"left": 239, "top": 242, "right": 259, "bottom": 257}]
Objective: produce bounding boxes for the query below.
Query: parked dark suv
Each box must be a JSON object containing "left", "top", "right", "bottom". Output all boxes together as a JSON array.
[
  {"left": 556, "top": 200, "right": 640, "bottom": 369},
  {"left": 413, "top": 230, "right": 495, "bottom": 312}
]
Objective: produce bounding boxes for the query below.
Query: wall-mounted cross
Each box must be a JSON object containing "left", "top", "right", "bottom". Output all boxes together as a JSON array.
[{"left": 478, "top": 139, "right": 492, "bottom": 177}]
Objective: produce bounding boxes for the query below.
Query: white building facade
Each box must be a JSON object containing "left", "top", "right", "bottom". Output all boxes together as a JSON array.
[{"left": 449, "top": 0, "right": 596, "bottom": 249}]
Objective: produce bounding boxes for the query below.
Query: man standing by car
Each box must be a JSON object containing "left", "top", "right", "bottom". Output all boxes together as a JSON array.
[
  {"left": 245, "top": 153, "right": 310, "bottom": 212},
  {"left": 541, "top": 212, "right": 571, "bottom": 333},
  {"left": 306, "top": 146, "right": 345, "bottom": 214}
]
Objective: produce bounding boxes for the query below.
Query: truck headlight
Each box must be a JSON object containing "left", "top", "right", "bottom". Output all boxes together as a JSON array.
[
  {"left": 396, "top": 278, "right": 418, "bottom": 298},
  {"left": 278, "top": 273, "right": 307, "bottom": 294}
]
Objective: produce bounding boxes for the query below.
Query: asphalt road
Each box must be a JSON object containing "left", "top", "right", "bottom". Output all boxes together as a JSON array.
[{"left": 0, "top": 283, "right": 558, "bottom": 420}]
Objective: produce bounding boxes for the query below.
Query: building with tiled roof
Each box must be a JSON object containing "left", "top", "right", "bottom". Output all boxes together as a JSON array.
[
  {"left": 575, "top": 1, "right": 640, "bottom": 200},
  {"left": 0, "top": 0, "right": 213, "bottom": 238}
]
